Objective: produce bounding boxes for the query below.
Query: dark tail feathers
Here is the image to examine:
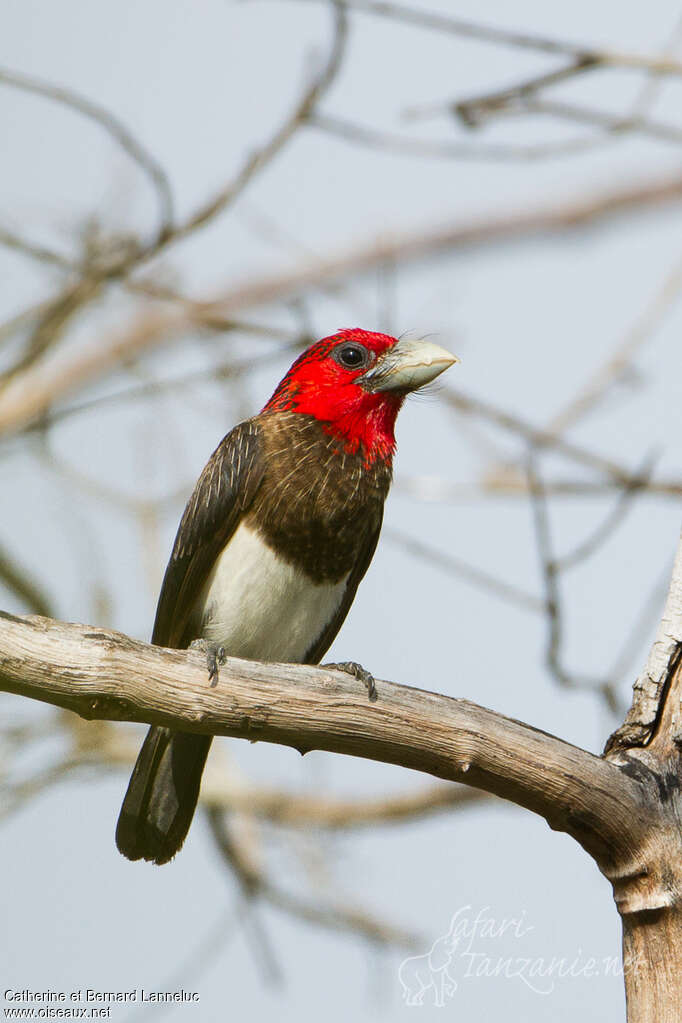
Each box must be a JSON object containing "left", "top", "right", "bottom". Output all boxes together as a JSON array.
[{"left": 116, "top": 726, "right": 213, "bottom": 865}]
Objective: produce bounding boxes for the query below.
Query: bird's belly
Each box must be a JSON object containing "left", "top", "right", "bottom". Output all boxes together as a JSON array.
[{"left": 198, "top": 522, "right": 348, "bottom": 662}]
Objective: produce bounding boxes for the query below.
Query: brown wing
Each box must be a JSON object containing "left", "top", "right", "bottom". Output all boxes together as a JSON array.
[
  {"left": 302, "top": 507, "right": 383, "bottom": 665},
  {"left": 151, "top": 419, "right": 265, "bottom": 649}
]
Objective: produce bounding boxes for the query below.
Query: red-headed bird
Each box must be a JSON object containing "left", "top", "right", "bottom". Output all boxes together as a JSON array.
[{"left": 116, "top": 329, "right": 457, "bottom": 864}]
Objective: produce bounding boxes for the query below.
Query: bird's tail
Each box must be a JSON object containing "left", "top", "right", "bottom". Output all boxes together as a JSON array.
[{"left": 115, "top": 726, "right": 213, "bottom": 865}]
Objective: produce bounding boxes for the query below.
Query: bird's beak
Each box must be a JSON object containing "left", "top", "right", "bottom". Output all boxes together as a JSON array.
[{"left": 359, "top": 338, "right": 459, "bottom": 393}]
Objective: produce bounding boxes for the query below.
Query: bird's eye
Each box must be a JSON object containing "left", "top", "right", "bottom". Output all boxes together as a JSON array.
[{"left": 334, "top": 343, "right": 371, "bottom": 370}]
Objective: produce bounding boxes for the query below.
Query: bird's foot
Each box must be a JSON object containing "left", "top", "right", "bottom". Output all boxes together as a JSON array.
[
  {"left": 190, "top": 639, "right": 227, "bottom": 688},
  {"left": 322, "top": 661, "right": 378, "bottom": 702}
]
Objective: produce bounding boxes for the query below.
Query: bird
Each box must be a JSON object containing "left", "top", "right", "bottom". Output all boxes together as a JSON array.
[{"left": 115, "top": 328, "right": 457, "bottom": 864}]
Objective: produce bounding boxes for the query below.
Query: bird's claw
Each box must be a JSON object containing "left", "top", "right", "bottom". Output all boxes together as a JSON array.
[
  {"left": 322, "top": 660, "right": 378, "bottom": 702},
  {"left": 190, "top": 639, "right": 227, "bottom": 688}
]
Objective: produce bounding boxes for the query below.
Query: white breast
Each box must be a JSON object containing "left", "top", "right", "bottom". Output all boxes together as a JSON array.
[{"left": 198, "top": 522, "right": 348, "bottom": 663}]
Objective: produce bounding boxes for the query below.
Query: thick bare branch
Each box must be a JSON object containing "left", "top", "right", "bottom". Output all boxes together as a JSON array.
[
  {"left": 0, "top": 610, "right": 644, "bottom": 867},
  {"left": 602, "top": 533, "right": 682, "bottom": 1020}
]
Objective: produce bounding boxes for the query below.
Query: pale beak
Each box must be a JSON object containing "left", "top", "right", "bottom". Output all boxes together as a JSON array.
[{"left": 359, "top": 338, "right": 459, "bottom": 393}]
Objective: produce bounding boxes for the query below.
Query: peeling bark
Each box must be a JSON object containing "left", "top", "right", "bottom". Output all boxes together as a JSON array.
[{"left": 2, "top": 534, "right": 682, "bottom": 1021}]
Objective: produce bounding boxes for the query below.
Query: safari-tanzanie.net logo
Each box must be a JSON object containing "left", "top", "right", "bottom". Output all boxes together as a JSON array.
[{"left": 398, "top": 905, "right": 639, "bottom": 1006}]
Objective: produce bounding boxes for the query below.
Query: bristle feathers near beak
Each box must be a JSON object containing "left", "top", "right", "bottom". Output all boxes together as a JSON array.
[{"left": 359, "top": 339, "right": 458, "bottom": 393}]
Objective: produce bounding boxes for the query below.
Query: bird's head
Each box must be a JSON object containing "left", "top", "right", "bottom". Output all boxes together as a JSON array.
[{"left": 263, "top": 328, "right": 457, "bottom": 464}]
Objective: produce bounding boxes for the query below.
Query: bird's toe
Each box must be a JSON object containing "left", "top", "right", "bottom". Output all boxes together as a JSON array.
[
  {"left": 323, "top": 660, "right": 378, "bottom": 702},
  {"left": 190, "top": 639, "right": 227, "bottom": 687}
]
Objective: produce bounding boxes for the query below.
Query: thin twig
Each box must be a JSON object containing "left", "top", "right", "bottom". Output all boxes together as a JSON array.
[
  {"left": 522, "top": 98, "right": 682, "bottom": 147},
  {"left": 205, "top": 779, "right": 493, "bottom": 827},
  {"left": 526, "top": 456, "right": 621, "bottom": 712},
  {"left": 403, "top": 13, "right": 682, "bottom": 155},
  {"left": 0, "top": 66, "right": 174, "bottom": 244},
  {"left": 444, "top": 388, "right": 645, "bottom": 486},
  {"left": 0, "top": 278, "right": 103, "bottom": 387},
  {"left": 208, "top": 807, "right": 419, "bottom": 948},
  {"left": 606, "top": 560, "right": 672, "bottom": 686},
  {"left": 454, "top": 57, "right": 599, "bottom": 128},
  {"left": 0, "top": 756, "right": 82, "bottom": 823},
  {"left": 396, "top": 474, "right": 682, "bottom": 502},
  {"left": 384, "top": 526, "right": 543, "bottom": 613},
  {"left": 556, "top": 454, "right": 656, "bottom": 571},
  {"left": 0, "top": 226, "right": 75, "bottom": 270},
  {"left": 0, "top": 542, "right": 53, "bottom": 616},
  {"left": 1, "top": 6, "right": 347, "bottom": 300},
  {"left": 283, "top": 0, "right": 682, "bottom": 68},
  {"left": 0, "top": 297, "right": 61, "bottom": 348},
  {"left": 23, "top": 335, "right": 306, "bottom": 434},
  {"left": 547, "top": 252, "right": 682, "bottom": 436},
  {"left": 137, "top": 0, "right": 348, "bottom": 259},
  {"left": 311, "top": 112, "right": 604, "bottom": 162},
  {"left": 4, "top": 172, "right": 682, "bottom": 441},
  {"left": 120, "top": 907, "right": 242, "bottom": 1023}
]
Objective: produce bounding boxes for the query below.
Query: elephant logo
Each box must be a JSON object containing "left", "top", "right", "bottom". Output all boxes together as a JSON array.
[{"left": 398, "top": 913, "right": 462, "bottom": 1007}]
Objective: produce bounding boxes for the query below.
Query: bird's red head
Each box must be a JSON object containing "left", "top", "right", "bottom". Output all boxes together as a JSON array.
[
  {"left": 263, "top": 329, "right": 401, "bottom": 464},
  {"left": 263, "top": 328, "right": 457, "bottom": 465}
]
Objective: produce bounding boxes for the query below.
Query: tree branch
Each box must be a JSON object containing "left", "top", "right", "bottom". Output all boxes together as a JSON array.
[
  {"left": 0, "top": 609, "right": 643, "bottom": 867},
  {"left": 601, "top": 532, "right": 682, "bottom": 1019},
  {"left": 606, "top": 531, "right": 682, "bottom": 754},
  {"left": 396, "top": 473, "right": 682, "bottom": 502},
  {"left": 149, "top": 0, "right": 347, "bottom": 253},
  {"left": 291, "top": 0, "right": 682, "bottom": 69},
  {"left": 0, "top": 544, "right": 53, "bottom": 617},
  {"left": 0, "top": 66, "right": 174, "bottom": 244},
  {"left": 310, "top": 112, "right": 600, "bottom": 162},
  {"left": 3, "top": 171, "right": 682, "bottom": 441}
]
